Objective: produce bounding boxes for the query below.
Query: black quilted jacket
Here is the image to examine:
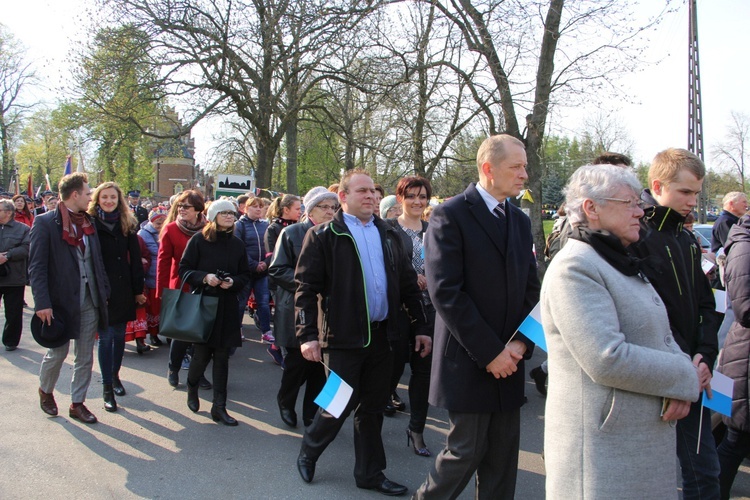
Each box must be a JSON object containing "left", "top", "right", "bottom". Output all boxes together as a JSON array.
[{"left": 719, "top": 215, "right": 750, "bottom": 431}]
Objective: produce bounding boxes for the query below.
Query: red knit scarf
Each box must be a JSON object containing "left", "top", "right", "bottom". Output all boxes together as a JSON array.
[{"left": 59, "top": 206, "right": 94, "bottom": 249}]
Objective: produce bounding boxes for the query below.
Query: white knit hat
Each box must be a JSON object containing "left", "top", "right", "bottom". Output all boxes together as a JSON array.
[
  {"left": 206, "top": 199, "right": 236, "bottom": 222},
  {"left": 379, "top": 195, "right": 398, "bottom": 218},
  {"left": 303, "top": 186, "right": 338, "bottom": 213}
]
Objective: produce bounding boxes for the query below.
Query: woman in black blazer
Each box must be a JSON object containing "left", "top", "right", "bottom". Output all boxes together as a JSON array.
[
  {"left": 88, "top": 182, "right": 145, "bottom": 412},
  {"left": 385, "top": 176, "right": 436, "bottom": 457}
]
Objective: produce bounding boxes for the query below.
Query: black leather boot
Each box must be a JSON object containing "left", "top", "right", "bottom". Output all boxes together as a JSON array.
[
  {"left": 103, "top": 384, "right": 117, "bottom": 412},
  {"left": 211, "top": 405, "right": 238, "bottom": 426},
  {"left": 187, "top": 382, "right": 199, "bottom": 413},
  {"left": 112, "top": 374, "right": 126, "bottom": 396}
]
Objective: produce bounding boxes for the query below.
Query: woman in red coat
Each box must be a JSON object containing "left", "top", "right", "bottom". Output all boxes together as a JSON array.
[
  {"left": 12, "top": 195, "right": 33, "bottom": 227},
  {"left": 156, "top": 190, "right": 207, "bottom": 387}
]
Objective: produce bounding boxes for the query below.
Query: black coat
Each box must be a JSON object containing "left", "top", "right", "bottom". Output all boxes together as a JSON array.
[
  {"left": 29, "top": 208, "right": 111, "bottom": 338},
  {"left": 712, "top": 210, "right": 740, "bottom": 253},
  {"left": 295, "top": 210, "right": 429, "bottom": 349},
  {"left": 630, "top": 189, "right": 720, "bottom": 368},
  {"left": 131, "top": 205, "right": 149, "bottom": 226},
  {"left": 94, "top": 219, "right": 144, "bottom": 325},
  {"left": 385, "top": 218, "right": 431, "bottom": 340},
  {"left": 268, "top": 219, "right": 313, "bottom": 348},
  {"left": 425, "top": 183, "right": 540, "bottom": 413},
  {"left": 719, "top": 215, "right": 750, "bottom": 431},
  {"left": 178, "top": 229, "right": 251, "bottom": 348}
]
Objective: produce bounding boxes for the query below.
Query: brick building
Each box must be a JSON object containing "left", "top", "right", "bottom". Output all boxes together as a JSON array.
[{"left": 150, "top": 110, "right": 212, "bottom": 201}]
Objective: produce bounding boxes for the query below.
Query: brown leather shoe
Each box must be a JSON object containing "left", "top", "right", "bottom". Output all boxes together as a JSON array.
[
  {"left": 69, "top": 404, "right": 97, "bottom": 424},
  {"left": 39, "top": 388, "right": 58, "bottom": 416}
]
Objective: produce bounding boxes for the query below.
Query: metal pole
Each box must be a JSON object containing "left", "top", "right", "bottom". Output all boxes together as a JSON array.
[{"left": 688, "top": 0, "right": 707, "bottom": 222}]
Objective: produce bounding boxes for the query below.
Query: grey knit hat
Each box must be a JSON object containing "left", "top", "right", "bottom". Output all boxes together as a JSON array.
[
  {"left": 303, "top": 186, "right": 338, "bottom": 213},
  {"left": 206, "top": 199, "right": 236, "bottom": 222},
  {"left": 379, "top": 195, "right": 398, "bottom": 218}
]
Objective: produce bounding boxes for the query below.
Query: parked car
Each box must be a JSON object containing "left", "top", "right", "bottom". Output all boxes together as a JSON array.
[{"left": 693, "top": 224, "right": 713, "bottom": 252}]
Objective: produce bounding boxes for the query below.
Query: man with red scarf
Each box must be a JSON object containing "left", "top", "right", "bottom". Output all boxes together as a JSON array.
[{"left": 30, "top": 173, "right": 110, "bottom": 424}]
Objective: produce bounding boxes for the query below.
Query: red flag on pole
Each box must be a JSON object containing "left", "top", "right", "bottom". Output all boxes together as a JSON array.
[{"left": 27, "top": 172, "right": 33, "bottom": 198}]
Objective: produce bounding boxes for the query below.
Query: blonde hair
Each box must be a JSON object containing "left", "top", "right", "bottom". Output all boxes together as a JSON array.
[
  {"left": 648, "top": 148, "right": 705, "bottom": 186},
  {"left": 87, "top": 182, "right": 138, "bottom": 235},
  {"left": 201, "top": 219, "right": 233, "bottom": 242}
]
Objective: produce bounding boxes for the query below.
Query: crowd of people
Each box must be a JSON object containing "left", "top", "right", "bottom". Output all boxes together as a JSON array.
[{"left": 2, "top": 134, "right": 750, "bottom": 497}]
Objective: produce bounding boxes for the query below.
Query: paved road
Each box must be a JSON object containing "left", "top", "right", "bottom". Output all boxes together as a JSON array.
[{"left": 1, "top": 290, "right": 749, "bottom": 499}]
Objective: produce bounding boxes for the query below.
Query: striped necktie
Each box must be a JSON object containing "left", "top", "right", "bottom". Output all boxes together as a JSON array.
[{"left": 494, "top": 202, "right": 506, "bottom": 218}]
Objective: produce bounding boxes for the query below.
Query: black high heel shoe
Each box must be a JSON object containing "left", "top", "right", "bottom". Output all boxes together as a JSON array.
[
  {"left": 406, "top": 429, "right": 431, "bottom": 457},
  {"left": 136, "top": 338, "right": 151, "bottom": 354}
]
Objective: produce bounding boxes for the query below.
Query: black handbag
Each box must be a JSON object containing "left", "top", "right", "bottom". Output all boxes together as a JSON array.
[{"left": 159, "top": 271, "right": 219, "bottom": 343}]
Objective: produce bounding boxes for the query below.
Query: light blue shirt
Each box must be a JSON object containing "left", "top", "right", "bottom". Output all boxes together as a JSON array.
[
  {"left": 342, "top": 212, "right": 388, "bottom": 322},
  {"left": 476, "top": 182, "right": 506, "bottom": 217}
]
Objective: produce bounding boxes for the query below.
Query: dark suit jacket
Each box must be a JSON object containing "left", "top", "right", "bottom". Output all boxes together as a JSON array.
[
  {"left": 29, "top": 209, "right": 111, "bottom": 339},
  {"left": 425, "top": 183, "right": 540, "bottom": 413},
  {"left": 712, "top": 210, "right": 739, "bottom": 253}
]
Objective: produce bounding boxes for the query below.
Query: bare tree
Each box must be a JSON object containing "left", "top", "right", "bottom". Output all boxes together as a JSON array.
[
  {"left": 421, "top": 0, "right": 666, "bottom": 274},
  {"left": 713, "top": 111, "right": 749, "bottom": 192},
  {"left": 95, "top": 0, "right": 377, "bottom": 189},
  {"left": 381, "top": 2, "right": 485, "bottom": 181},
  {"left": 579, "top": 111, "right": 635, "bottom": 159},
  {"left": 0, "top": 24, "right": 36, "bottom": 188}
]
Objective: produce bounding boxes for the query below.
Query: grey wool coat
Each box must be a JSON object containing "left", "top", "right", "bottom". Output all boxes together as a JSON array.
[{"left": 541, "top": 239, "right": 700, "bottom": 499}]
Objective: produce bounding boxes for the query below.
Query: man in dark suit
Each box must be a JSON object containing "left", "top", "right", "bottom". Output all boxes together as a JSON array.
[
  {"left": 415, "top": 134, "right": 540, "bottom": 499},
  {"left": 128, "top": 190, "right": 149, "bottom": 226},
  {"left": 711, "top": 191, "right": 747, "bottom": 253},
  {"left": 30, "top": 173, "right": 110, "bottom": 424}
]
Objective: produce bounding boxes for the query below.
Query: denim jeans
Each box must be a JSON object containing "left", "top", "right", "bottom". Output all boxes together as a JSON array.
[
  {"left": 97, "top": 322, "right": 127, "bottom": 385},
  {"left": 237, "top": 276, "right": 271, "bottom": 332},
  {"left": 676, "top": 402, "right": 721, "bottom": 499},
  {"left": 718, "top": 426, "right": 750, "bottom": 499}
]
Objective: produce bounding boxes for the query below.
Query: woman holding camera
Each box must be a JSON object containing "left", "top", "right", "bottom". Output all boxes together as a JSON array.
[{"left": 178, "top": 200, "right": 251, "bottom": 426}]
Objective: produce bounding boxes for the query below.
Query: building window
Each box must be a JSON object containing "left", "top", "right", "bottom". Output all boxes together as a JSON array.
[{"left": 174, "top": 183, "right": 184, "bottom": 195}]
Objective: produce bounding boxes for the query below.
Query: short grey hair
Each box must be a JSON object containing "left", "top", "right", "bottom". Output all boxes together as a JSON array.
[
  {"left": 723, "top": 191, "right": 746, "bottom": 207},
  {"left": 0, "top": 199, "right": 14, "bottom": 215},
  {"left": 476, "top": 134, "right": 525, "bottom": 173},
  {"left": 564, "top": 164, "right": 642, "bottom": 225}
]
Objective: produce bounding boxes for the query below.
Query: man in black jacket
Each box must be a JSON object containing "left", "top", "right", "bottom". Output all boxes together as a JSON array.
[
  {"left": 712, "top": 191, "right": 748, "bottom": 253},
  {"left": 630, "top": 148, "right": 721, "bottom": 499},
  {"left": 294, "top": 169, "right": 431, "bottom": 496}
]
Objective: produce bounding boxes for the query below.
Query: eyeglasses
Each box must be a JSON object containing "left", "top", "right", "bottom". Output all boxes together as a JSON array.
[
  {"left": 217, "top": 211, "right": 235, "bottom": 216},
  {"left": 315, "top": 204, "right": 337, "bottom": 212},
  {"left": 603, "top": 198, "right": 646, "bottom": 210},
  {"left": 177, "top": 204, "right": 194, "bottom": 210}
]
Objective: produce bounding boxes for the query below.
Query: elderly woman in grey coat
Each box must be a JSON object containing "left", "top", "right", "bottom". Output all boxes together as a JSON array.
[{"left": 541, "top": 164, "right": 700, "bottom": 499}]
